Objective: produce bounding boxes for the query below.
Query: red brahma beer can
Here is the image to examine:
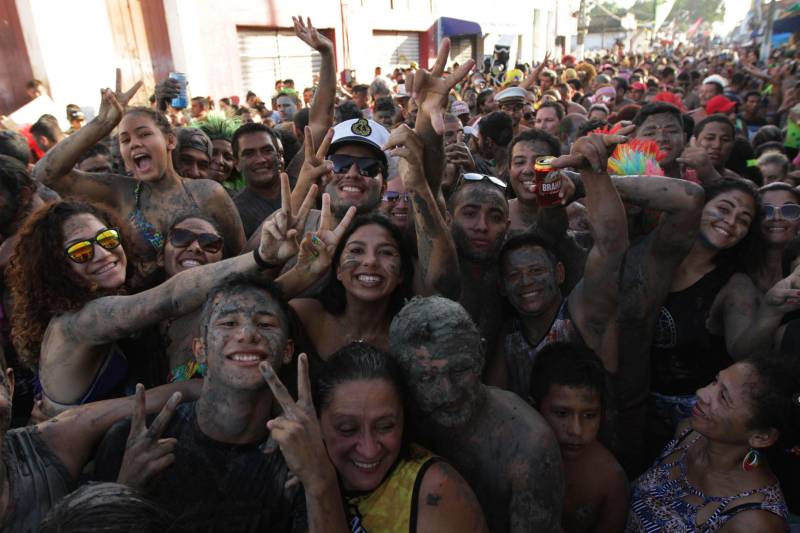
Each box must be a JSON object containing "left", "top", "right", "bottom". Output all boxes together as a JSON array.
[{"left": 534, "top": 156, "right": 561, "bottom": 208}]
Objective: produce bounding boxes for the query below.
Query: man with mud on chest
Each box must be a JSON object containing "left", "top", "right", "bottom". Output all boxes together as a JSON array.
[{"left": 389, "top": 296, "right": 564, "bottom": 533}]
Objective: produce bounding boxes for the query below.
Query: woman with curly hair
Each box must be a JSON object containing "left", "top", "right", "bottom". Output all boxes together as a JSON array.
[
  {"left": 7, "top": 179, "right": 353, "bottom": 413},
  {"left": 32, "top": 70, "right": 245, "bottom": 280}
]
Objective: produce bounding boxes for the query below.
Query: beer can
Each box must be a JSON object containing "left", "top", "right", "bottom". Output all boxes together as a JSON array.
[
  {"left": 169, "top": 72, "right": 188, "bottom": 110},
  {"left": 534, "top": 156, "right": 562, "bottom": 208}
]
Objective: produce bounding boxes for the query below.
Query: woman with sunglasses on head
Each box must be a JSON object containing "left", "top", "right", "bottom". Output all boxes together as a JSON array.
[
  {"left": 158, "top": 214, "right": 226, "bottom": 382},
  {"left": 6, "top": 177, "right": 353, "bottom": 416},
  {"left": 32, "top": 70, "right": 245, "bottom": 283},
  {"left": 627, "top": 356, "right": 796, "bottom": 533}
]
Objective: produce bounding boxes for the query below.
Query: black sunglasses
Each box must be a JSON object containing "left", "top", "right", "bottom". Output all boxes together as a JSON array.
[
  {"left": 168, "top": 228, "right": 224, "bottom": 253},
  {"left": 327, "top": 154, "right": 383, "bottom": 178},
  {"left": 761, "top": 203, "right": 800, "bottom": 220},
  {"left": 382, "top": 191, "right": 411, "bottom": 203}
]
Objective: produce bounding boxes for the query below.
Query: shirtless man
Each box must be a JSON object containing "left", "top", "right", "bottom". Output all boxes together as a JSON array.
[
  {"left": 388, "top": 295, "right": 563, "bottom": 533},
  {"left": 530, "top": 343, "right": 628, "bottom": 533},
  {"left": 486, "top": 127, "right": 631, "bottom": 394}
]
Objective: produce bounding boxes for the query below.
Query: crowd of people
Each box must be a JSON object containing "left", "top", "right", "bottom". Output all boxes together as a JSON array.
[{"left": 0, "top": 13, "right": 799, "bottom": 532}]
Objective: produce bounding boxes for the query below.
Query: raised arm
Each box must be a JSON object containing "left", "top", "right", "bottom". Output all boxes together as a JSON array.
[
  {"left": 519, "top": 51, "right": 551, "bottom": 91},
  {"left": 32, "top": 70, "right": 141, "bottom": 204},
  {"left": 36, "top": 380, "right": 200, "bottom": 481},
  {"left": 555, "top": 129, "right": 632, "bottom": 355},
  {"left": 294, "top": 17, "right": 336, "bottom": 144},
  {"left": 385, "top": 125, "right": 460, "bottom": 299},
  {"left": 406, "top": 38, "right": 475, "bottom": 194}
]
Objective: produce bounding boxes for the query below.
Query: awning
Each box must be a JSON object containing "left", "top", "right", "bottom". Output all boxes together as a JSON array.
[
  {"left": 494, "top": 34, "right": 516, "bottom": 49},
  {"left": 439, "top": 17, "right": 482, "bottom": 37}
]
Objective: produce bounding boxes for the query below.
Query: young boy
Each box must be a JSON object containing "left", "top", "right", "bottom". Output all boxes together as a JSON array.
[{"left": 530, "top": 342, "right": 629, "bottom": 533}]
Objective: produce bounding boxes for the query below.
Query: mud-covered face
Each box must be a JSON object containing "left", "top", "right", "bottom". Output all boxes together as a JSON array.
[
  {"left": 175, "top": 147, "right": 210, "bottom": 180},
  {"left": 379, "top": 179, "right": 410, "bottom": 230},
  {"left": 63, "top": 213, "right": 127, "bottom": 290},
  {"left": 405, "top": 343, "right": 482, "bottom": 428},
  {"left": 691, "top": 362, "right": 761, "bottom": 445},
  {"left": 635, "top": 112, "right": 685, "bottom": 168},
  {"left": 320, "top": 379, "right": 404, "bottom": 492},
  {"left": 450, "top": 184, "right": 509, "bottom": 263},
  {"left": 501, "top": 245, "right": 563, "bottom": 316},
  {"left": 699, "top": 190, "right": 755, "bottom": 251},
  {"left": 336, "top": 224, "right": 403, "bottom": 303},
  {"left": 539, "top": 385, "right": 602, "bottom": 460},
  {"left": 208, "top": 139, "right": 235, "bottom": 184},
  {"left": 119, "top": 113, "right": 175, "bottom": 182},
  {"left": 197, "top": 289, "right": 292, "bottom": 391}
]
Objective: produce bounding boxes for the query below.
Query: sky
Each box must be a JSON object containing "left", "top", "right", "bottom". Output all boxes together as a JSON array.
[{"left": 611, "top": 0, "right": 753, "bottom": 35}]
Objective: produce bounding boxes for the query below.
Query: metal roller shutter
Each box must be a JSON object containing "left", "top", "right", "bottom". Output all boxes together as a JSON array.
[
  {"left": 371, "top": 32, "right": 420, "bottom": 71},
  {"left": 238, "top": 30, "right": 321, "bottom": 97},
  {"left": 449, "top": 36, "right": 474, "bottom": 65}
]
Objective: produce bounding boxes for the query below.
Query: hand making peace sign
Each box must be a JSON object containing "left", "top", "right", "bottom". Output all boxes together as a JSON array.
[
  {"left": 259, "top": 173, "right": 318, "bottom": 267},
  {"left": 117, "top": 384, "right": 181, "bottom": 489},
  {"left": 97, "top": 68, "right": 144, "bottom": 125},
  {"left": 260, "top": 354, "right": 336, "bottom": 491}
]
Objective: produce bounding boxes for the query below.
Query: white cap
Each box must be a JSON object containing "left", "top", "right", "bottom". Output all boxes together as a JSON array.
[
  {"left": 330, "top": 118, "right": 390, "bottom": 166},
  {"left": 495, "top": 86, "right": 529, "bottom": 102},
  {"left": 703, "top": 74, "right": 728, "bottom": 88}
]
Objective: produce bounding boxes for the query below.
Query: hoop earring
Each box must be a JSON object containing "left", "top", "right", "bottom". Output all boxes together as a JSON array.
[{"left": 742, "top": 449, "right": 761, "bottom": 472}]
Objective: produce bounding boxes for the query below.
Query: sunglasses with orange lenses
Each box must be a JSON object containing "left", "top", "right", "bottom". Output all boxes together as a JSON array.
[{"left": 65, "top": 228, "right": 121, "bottom": 264}]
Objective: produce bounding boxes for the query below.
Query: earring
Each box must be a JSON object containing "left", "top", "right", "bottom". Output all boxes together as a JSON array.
[{"left": 742, "top": 449, "right": 761, "bottom": 472}]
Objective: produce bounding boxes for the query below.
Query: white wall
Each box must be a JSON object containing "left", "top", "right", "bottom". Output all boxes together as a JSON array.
[{"left": 16, "top": 0, "right": 120, "bottom": 121}]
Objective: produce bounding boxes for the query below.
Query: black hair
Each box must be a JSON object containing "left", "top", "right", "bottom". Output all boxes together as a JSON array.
[
  {"left": 0, "top": 155, "right": 37, "bottom": 234},
  {"left": 682, "top": 113, "right": 695, "bottom": 143},
  {"left": 77, "top": 142, "right": 111, "bottom": 164},
  {"left": 275, "top": 129, "right": 300, "bottom": 170},
  {"left": 0, "top": 130, "right": 32, "bottom": 164},
  {"left": 476, "top": 89, "right": 494, "bottom": 112},
  {"left": 782, "top": 239, "right": 800, "bottom": 277},
  {"left": 30, "top": 114, "right": 61, "bottom": 143},
  {"left": 335, "top": 100, "right": 363, "bottom": 123},
  {"left": 744, "top": 355, "right": 800, "bottom": 451},
  {"left": 446, "top": 178, "right": 509, "bottom": 214},
  {"left": 632, "top": 102, "right": 683, "bottom": 128},
  {"left": 727, "top": 137, "right": 761, "bottom": 184},
  {"left": 693, "top": 114, "right": 736, "bottom": 139},
  {"left": 661, "top": 66, "right": 676, "bottom": 79},
  {"left": 123, "top": 107, "right": 174, "bottom": 137},
  {"left": 559, "top": 114, "right": 589, "bottom": 143},
  {"left": 352, "top": 84, "right": 369, "bottom": 95},
  {"left": 744, "top": 90, "right": 762, "bottom": 102},
  {"left": 752, "top": 125, "right": 784, "bottom": 151},
  {"left": 704, "top": 81, "right": 724, "bottom": 95},
  {"left": 293, "top": 107, "right": 310, "bottom": 133},
  {"left": 576, "top": 118, "right": 608, "bottom": 139},
  {"left": 613, "top": 76, "right": 629, "bottom": 91},
  {"left": 231, "top": 122, "right": 280, "bottom": 159},
  {"left": 499, "top": 230, "right": 559, "bottom": 271},
  {"left": 198, "top": 274, "right": 290, "bottom": 342},
  {"left": 480, "top": 111, "right": 513, "bottom": 147},
  {"left": 509, "top": 129, "right": 561, "bottom": 162},
  {"left": 529, "top": 342, "right": 608, "bottom": 410},
  {"left": 567, "top": 78, "right": 583, "bottom": 91},
  {"left": 702, "top": 177, "right": 762, "bottom": 273},
  {"left": 374, "top": 96, "right": 396, "bottom": 113},
  {"left": 317, "top": 214, "right": 414, "bottom": 318},
  {"left": 537, "top": 101, "right": 565, "bottom": 121},
  {"left": 40, "top": 482, "right": 182, "bottom": 533}
]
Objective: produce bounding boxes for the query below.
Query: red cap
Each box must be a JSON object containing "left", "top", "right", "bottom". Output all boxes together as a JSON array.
[
  {"left": 562, "top": 54, "right": 576, "bottom": 65},
  {"left": 631, "top": 82, "right": 646, "bottom": 91},
  {"left": 706, "top": 95, "right": 736, "bottom": 115},
  {"left": 653, "top": 91, "right": 687, "bottom": 112}
]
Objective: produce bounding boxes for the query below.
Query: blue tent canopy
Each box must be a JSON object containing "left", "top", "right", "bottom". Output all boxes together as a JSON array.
[
  {"left": 439, "top": 17, "right": 481, "bottom": 37},
  {"left": 774, "top": 14, "right": 800, "bottom": 34}
]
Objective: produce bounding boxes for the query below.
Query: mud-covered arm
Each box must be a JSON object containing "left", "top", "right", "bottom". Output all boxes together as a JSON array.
[
  {"left": 386, "top": 125, "right": 460, "bottom": 300},
  {"left": 406, "top": 38, "right": 474, "bottom": 194},
  {"left": 556, "top": 131, "right": 632, "bottom": 358},
  {"left": 509, "top": 432, "right": 563, "bottom": 533},
  {"left": 416, "top": 462, "right": 489, "bottom": 533},
  {"left": 36, "top": 380, "right": 201, "bottom": 480},
  {"left": 294, "top": 17, "right": 336, "bottom": 146},
  {"left": 202, "top": 180, "right": 247, "bottom": 254},
  {"left": 724, "top": 267, "right": 800, "bottom": 358},
  {"left": 33, "top": 70, "right": 141, "bottom": 204}
]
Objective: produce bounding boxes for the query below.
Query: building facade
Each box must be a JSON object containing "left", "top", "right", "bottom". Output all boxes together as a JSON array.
[{"left": 0, "top": 0, "right": 578, "bottom": 117}]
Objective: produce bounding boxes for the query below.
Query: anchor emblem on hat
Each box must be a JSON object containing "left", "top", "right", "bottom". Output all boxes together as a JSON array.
[{"left": 351, "top": 119, "right": 372, "bottom": 137}]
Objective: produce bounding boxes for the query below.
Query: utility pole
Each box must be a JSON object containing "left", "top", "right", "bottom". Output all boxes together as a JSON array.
[
  {"left": 761, "top": 0, "right": 776, "bottom": 62},
  {"left": 577, "top": 0, "right": 588, "bottom": 59}
]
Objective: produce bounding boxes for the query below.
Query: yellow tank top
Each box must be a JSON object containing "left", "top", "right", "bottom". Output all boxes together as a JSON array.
[{"left": 346, "top": 445, "right": 438, "bottom": 533}]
